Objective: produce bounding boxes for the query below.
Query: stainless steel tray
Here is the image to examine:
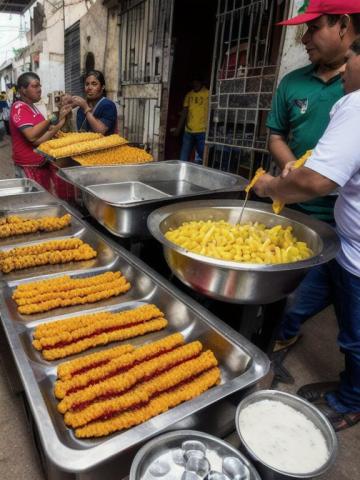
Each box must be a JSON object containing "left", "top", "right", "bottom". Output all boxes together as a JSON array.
[
  {"left": 0, "top": 217, "right": 269, "bottom": 478},
  {"left": 56, "top": 161, "right": 247, "bottom": 238},
  {"left": 0, "top": 178, "right": 59, "bottom": 210},
  {"left": 0, "top": 204, "right": 83, "bottom": 247},
  {"left": 0, "top": 220, "right": 118, "bottom": 283}
]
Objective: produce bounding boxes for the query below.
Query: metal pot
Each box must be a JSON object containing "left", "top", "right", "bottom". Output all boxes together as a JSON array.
[
  {"left": 235, "top": 390, "right": 338, "bottom": 479},
  {"left": 147, "top": 200, "right": 340, "bottom": 304}
]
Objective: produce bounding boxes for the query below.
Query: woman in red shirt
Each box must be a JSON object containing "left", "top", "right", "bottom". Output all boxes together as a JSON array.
[{"left": 10, "top": 72, "right": 71, "bottom": 190}]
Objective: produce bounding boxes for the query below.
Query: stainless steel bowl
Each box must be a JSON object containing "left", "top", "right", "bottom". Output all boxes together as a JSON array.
[
  {"left": 130, "top": 429, "right": 261, "bottom": 480},
  {"left": 235, "top": 390, "right": 338, "bottom": 479},
  {"left": 147, "top": 200, "right": 340, "bottom": 304}
]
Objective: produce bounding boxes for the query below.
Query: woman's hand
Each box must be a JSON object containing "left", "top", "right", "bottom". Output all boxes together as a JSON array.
[
  {"left": 58, "top": 105, "right": 73, "bottom": 121},
  {"left": 71, "top": 96, "right": 89, "bottom": 110}
]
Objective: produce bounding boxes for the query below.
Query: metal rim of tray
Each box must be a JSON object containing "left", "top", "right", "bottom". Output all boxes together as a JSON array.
[
  {"left": 56, "top": 161, "right": 247, "bottom": 207},
  {"left": 147, "top": 199, "right": 340, "bottom": 272},
  {"left": 0, "top": 200, "right": 270, "bottom": 473},
  {"left": 129, "top": 429, "right": 262, "bottom": 480}
]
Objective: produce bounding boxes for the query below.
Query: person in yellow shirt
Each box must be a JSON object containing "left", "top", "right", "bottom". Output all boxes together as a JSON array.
[{"left": 172, "top": 79, "right": 209, "bottom": 163}]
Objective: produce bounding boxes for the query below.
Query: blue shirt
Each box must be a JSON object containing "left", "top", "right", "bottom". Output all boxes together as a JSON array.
[{"left": 76, "top": 97, "right": 117, "bottom": 135}]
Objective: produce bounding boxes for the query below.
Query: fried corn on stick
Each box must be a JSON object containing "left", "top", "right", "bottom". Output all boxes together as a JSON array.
[
  {"left": 13, "top": 271, "right": 121, "bottom": 299},
  {"left": 39, "top": 133, "right": 102, "bottom": 153},
  {"left": 49, "top": 135, "right": 127, "bottom": 158},
  {"left": 57, "top": 333, "right": 184, "bottom": 380},
  {"left": 65, "top": 350, "right": 217, "bottom": 428},
  {"left": 272, "top": 150, "right": 313, "bottom": 214},
  {"left": 0, "top": 238, "right": 84, "bottom": 260},
  {"left": 0, "top": 214, "right": 71, "bottom": 238},
  {"left": 34, "top": 304, "right": 162, "bottom": 340},
  {"left": 75, "top": 367, "right": 220, "bottom": 438},
  {"left": 17, "top": 276, "right": 130, "bottom": 307},
  {"left": 57, "top": 344, "right": 135, "bottom": 380},
  {"left": 1, "top": 244, "right": 97, "bottom": 273},
  {"left": 18, "top": 279, "right": 131, "bottom": 315},
  {"left": 57, "top": 341, "right": 203, "bottom": 414},
  {"left": 55, "top": 333, "right": 185, "bottom": 397}
]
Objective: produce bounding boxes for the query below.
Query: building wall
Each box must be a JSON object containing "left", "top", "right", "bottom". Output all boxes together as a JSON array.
[
  {"left": 80, "top": 3, "right": 120, "bottom": 101},
  {"left": 278, "top": 0, "right": 309, "bottom": 82}
]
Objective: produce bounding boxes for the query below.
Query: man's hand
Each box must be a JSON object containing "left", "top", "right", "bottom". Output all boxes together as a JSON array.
[
  {"left": 58, "top": 105, "right": 72, "bottom": 121},
  {"left": 252, "top": 173, "right": 276, "bottom": 198},
  {"left": 71, "top": 96, "right": 88, "bottom": 110},
  {"left": 281, "top": 160, "right": 297, "bottom": 178},
  {"left": 170, "top": 127, "right": 181, "bottom": 137}
]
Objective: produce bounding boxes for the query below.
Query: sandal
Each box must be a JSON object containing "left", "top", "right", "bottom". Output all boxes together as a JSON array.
[
  {"left": 273, "top": 335, "right": 301, "bottom": 353},
  {"left": 314, "top": 399, "right": 360, "bottom": 432},
  {"left": 297, "top": 382, "right": 340, "bottom": 403}
]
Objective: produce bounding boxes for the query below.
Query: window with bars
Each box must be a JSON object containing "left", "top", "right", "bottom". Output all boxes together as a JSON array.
[{"left": 206, "top": 0, "right": 288, "bottom": 178}]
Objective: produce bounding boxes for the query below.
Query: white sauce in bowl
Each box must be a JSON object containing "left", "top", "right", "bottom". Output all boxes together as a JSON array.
[{"left": 238, "top": 399, "right": 329, "bottom": 474}]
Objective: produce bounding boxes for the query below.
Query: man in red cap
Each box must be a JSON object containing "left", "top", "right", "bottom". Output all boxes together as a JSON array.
[
  {"left": 255, "top": 36, "right": 360, "bottom": 431},
  {"left": 269, "top": 3, "right": 360, "bottom": 351}
]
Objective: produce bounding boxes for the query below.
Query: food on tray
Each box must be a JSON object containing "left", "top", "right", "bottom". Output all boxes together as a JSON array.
[
  {"left": 73, "top": 145, "right": 153, "bottom": 165},
  {"left": 39, "top": 132, "right": 102, "bottom": 154},
  {"left": 238, "top": 399, "right": 329, "bottom": 474},
  {"left": 165, "top": 221, "right": 313, "bottom": 264},
  {"left": 33, "top": 304, "right": 168, "bottom": 360},
  {"left": 12, "top": 271, "right": 131, "bottom": 314},
  {"left": 0, "top": 214, "right": 71, "bottom": 239},
  {"left": 54, "top": 333, "right": 220, "bottom": 437},
  {"left": 0, "top": 238, "right": 97, "bottom": 273},
  {"left": 40, "top": 134, "right": 128, "bottom": 158}
]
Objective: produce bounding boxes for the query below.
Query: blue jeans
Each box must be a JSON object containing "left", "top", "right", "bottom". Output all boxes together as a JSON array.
[
  {"left": 278, "top": 260, "right": 360, "bottom": 413},
  {"left": 180, "top": 132, "right": 205, "bottom": 162}
]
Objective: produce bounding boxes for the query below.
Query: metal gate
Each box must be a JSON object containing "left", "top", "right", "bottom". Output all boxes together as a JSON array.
[
  {"left": 64, "top": 21, "right": 82, "bottom": 96},
  {"left": 118, "top": 0, "right": 174, "bottom": 160},
  {"left": 206, "top": 0, "right": 288, "bottom": 177}
]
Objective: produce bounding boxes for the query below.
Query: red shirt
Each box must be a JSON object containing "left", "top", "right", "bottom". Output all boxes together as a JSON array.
[{"left": 10, "top": 101, "right": 45, "bottom": 166}]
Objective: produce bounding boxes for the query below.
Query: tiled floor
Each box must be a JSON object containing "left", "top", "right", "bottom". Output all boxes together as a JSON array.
[{"left": 0, "top": 136, "right": 359, "bottom": 479}]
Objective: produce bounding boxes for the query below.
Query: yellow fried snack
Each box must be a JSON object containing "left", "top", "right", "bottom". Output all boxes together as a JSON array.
[
  {"left": 57, "top": 341, "right": 203, "bottom": 413},
  {"left": 39, "top": 133, "right": 102, "bottom": 154},
  {"left": 0, "top": 214, "right": 71, "bottom": 238},
  {"left": 65, "top": 350, "right": 217, "bottom": 428},
  {"left": 0, "top": 239, "right": 97, "bottom": 273},
  {"left": 165, "top": 221, "right": 313, "bottom": 264},
  {"left": 54, "top": 332, "right": 185, "bottom": 397},
  {"left": 73, "top": 145, "right": 153, "bottom": 165},
  {"left": 272, "top": 150, "right": 313, "bottom": 214},
  {"left": 245, "top": 167, "right": 266, "bottom": 193},
  {"left": 75, "top": 367, "right": 220, "bottom": 438},
  {"left": 47, "top": 135, "right": 128, "bottom": 158},
  {"left": 12, "top": 271, "right": 131, "bottom": 314},
  {"left": 33, "top": 304, "right": 167, "bottom": 361}
]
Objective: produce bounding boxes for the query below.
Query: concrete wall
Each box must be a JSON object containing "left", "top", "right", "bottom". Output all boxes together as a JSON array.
[
  {"left": 278, "top": 0, "right": 309, "bottom": 82},
  {"left": 80, "top": 3, "right": 120, "bottom": 101}
]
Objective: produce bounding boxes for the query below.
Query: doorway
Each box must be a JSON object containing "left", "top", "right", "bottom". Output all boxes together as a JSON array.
[{"left": 164, "top": 0, "right": 217, "bottom": 160}]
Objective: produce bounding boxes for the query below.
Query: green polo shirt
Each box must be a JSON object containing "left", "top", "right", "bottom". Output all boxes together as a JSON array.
[{"left": 267, "top": 64, "right": 344, "bottom": 223}]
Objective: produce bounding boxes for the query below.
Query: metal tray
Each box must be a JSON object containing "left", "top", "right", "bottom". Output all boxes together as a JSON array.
[
  {"left": 0, "top": 217, "right": 269, "bottom": 478},
  {"left": 0, "top": 178, "right": 59, "bottom": 210},
  {"left": 0, "top": 204, "right": 84, "bottom": 247},
  {"left": 56, "top": 161, "right": 247, "bottom": 238}
]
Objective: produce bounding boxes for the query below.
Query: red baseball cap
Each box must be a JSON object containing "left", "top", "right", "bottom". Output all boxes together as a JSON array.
[{"left": 278, "top": 0, "right": 360, "bottom": 26}]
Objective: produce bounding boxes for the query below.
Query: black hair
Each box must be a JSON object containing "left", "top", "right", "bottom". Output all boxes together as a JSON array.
[
  {"left": 327, "top": 14, "right": 360, "bottom": 35},
  {"left": 17, "top": 72, "right": 40, "bottom": 90},
  {"left": 350, "top": 37, "right": 360, "bottom": 55},
  {"left": 84, "top": 70, "right": 107, "bottom": 97}
]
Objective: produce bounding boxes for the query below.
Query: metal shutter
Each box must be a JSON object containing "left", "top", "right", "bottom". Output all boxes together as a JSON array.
[{"left": 64, "top": 21, "right": 82, "bottom": 96}]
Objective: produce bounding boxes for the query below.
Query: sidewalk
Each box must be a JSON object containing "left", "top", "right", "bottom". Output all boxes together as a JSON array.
[{"left": 0, "top": 136, "right": 15, "bottom": 179}]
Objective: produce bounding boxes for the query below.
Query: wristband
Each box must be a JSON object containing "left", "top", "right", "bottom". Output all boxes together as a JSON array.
[{"left": 47, "top": 113, "right": 58, "bottom": 125}]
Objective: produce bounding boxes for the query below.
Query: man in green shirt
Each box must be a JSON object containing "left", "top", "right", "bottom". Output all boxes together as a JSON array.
[
  {"left": 268, "top": 3, "right": 360, "bottom": 355},
  {"left": 268, "top": 7, "right": 360, "bottom": 223}
]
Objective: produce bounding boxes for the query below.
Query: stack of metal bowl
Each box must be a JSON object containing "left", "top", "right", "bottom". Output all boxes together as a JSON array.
[{"left": 148, "top": 200, "right": 340, "bottom": 304}]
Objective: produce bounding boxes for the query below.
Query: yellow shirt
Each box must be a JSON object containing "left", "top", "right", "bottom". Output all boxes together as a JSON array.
[{"left": 183, "top": 87, "right": 209, "bottom": 133}]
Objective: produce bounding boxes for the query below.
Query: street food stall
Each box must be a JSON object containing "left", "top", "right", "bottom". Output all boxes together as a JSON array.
[{"left": 0, "top": 135, "right": 341, "bottom": 479}]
